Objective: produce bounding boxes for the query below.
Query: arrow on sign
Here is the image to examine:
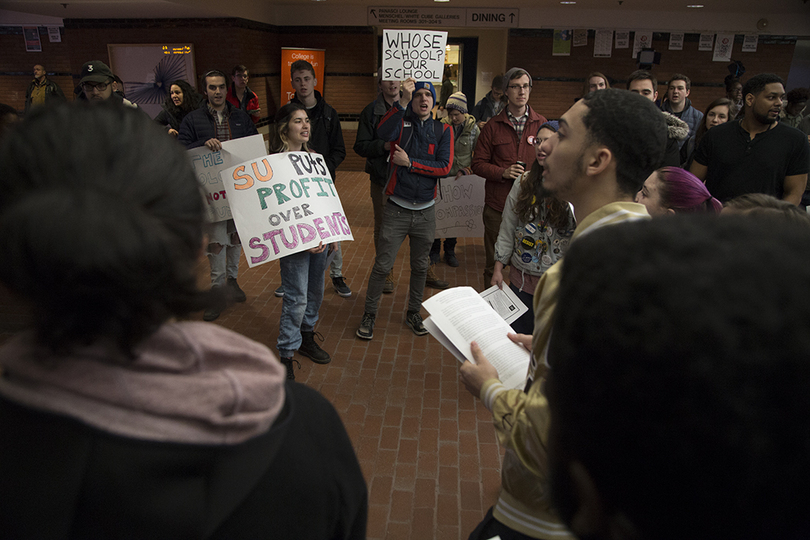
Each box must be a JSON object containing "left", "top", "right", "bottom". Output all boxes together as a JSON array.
[
  {"left": 509, "top": 13, "right": 515, "bottom": 22},
  {"left": 370, "top": 9, "right": 377, "bottom": 18}
]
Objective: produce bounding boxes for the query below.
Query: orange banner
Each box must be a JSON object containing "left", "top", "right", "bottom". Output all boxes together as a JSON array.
[{"left": 281, "top": 48, "right": 326, "bottom": 104}]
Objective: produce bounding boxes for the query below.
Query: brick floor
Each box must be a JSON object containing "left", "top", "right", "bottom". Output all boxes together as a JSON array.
[{"left": 0, "top": 170, "right": 505, "bottom": 539}]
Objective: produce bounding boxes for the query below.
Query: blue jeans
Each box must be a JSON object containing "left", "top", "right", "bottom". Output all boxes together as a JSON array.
[
  {"left": 364, "top": 201, "right": 435, "bottom": 315},
  {"left": 207, "top": 219, "right": 241, "bottom": 287},
  {"left": 329, "top": 242, "right": 344, "bottom": 278},
  {"left": 277, "top": 248, "right": 327, "bottom": 357}
]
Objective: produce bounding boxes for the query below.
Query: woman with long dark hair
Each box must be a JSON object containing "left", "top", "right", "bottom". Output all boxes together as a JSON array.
[
  {"left": 154, "top": 79, "right": 202, "bottom": 137},
  {"left": 492, "top": 121, "right": 575, "bottom": 334},
  {"left": 681, "top": 97, "right": 732, "bottom": 168}
]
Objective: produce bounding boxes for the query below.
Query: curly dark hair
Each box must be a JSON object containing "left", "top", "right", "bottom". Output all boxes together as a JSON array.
[
  {"left": 162, "top": 79, "right": 202, "bottom": 119},
  {"left": 514, "top": 159, "right": 571, "bottom": 229}
]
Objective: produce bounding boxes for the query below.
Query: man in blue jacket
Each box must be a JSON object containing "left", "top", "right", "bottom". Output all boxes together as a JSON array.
[
  {"left": 178, "top": 69, "right": 258, "bottom": 321},
  {"left": 356, "top": 79, "right": 454, "bottom": 340}
]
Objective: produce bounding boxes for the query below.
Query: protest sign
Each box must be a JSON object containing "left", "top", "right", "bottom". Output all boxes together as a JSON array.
[
  {"left": 222, "top": 152, "right": 354, "bottom": 266},
  {"left": 382, "top": 29, "right": 447, "bottom": 81},
  {"left": 187, "top": 134, "right": 266, "bottom": 223},
  {"left": 433, "top": 175, "right": 485, "bottom": 239}
]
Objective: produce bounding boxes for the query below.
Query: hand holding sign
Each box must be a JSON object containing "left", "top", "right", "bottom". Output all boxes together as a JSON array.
[
  {"left": 222, "top": 151, "right": 354, "bottom": 267},
  {"left": 382, "top": 29, "right": 448, "bottom": 82},
  {"left": 400, "top": 77, "right": 416, "bottom": 106}
]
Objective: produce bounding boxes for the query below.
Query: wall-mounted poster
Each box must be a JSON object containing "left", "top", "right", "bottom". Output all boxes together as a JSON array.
[
  {"left": 282, "top": 48, "right": 326, "bottom": 104},
  {"left": 553, "top": 30, "right": 572, "bottom": 56},
  {"left": 108, "top": 43, "right": 196, "bottom": 119},
  {"left": 23, "top": 27, "right": 41, "bottom": 52}
]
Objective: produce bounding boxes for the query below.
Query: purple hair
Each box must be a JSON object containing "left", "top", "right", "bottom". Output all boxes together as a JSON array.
[{"left": 657, "top": 167, "right": 723, "bottom": 214}]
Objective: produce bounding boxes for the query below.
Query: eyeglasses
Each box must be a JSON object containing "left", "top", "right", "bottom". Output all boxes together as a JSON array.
[
  {"left": 82, "top": 82, "right": 108, "bottom": 92},
  {"left": 508, "top": 84, "right": 531, "bottom": 90}
]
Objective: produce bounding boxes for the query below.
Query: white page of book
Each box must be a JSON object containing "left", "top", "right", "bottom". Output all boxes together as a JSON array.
[
  {"left": 479, "top": 284, "right": 528, "bottom": 325},
  {"left": 423, "top": 287, "right": 530, "bottom": 390}
]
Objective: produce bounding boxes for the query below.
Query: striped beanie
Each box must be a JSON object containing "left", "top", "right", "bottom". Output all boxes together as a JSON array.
[{"left": 445, "top": 92, "right": 468, "bottom": 114}]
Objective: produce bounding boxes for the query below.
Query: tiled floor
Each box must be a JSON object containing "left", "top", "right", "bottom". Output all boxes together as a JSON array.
[{"left": 0, "top": 170, "right": 504, "bottom": 539}]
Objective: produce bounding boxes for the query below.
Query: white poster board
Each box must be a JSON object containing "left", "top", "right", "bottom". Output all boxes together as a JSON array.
[
  {"left": 632, "top": 30, "right": 653, "bottom": 58},
  {"left": 594, "top": 30, "right": 613, "bottom": 58},
  {"left": 222, "top": 152, "right": 354, "bottom": 267},
  {"left": 433, "top": 174, "right": 485, "bottom": 239},
  {"left": 187, "top": 134, "right": 267, "bottom": 223},
  {"left": 382, "top": 29, "right": 448, "bottom": 82},
  {"left": 713, "top": 33, "right": 734, "bottom": 62}
]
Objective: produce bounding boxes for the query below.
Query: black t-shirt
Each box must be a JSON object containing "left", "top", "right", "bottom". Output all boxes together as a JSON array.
[{"left": 694, "top": 120, "right": 810, "bottom": 202}]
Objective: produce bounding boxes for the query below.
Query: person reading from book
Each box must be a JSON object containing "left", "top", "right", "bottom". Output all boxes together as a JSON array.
[
  {"left": 544, "top": 215, "right": 810, "bottom": 540},
  {"left": 492, "top": 120, "right": 575, "bottom": 335},
  {"left": 0, "top": 103, "right": 367, "bottom": 538},
  {"left": 460, "top": 88, "right": 666, "bottom": 540}
]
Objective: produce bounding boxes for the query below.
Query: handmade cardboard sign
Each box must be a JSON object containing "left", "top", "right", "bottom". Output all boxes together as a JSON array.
[
  {"left": 433, "top": 174, "right": 485, "bottom": 238},
  {"left": 381, "top": 29, "right": 448, "bottom": 81},
  {"left": 222, "top": 151, "right": 354, "bottom": 266},
  {"left": 187, "top": 134, "right": 267, "bottom": 223}
]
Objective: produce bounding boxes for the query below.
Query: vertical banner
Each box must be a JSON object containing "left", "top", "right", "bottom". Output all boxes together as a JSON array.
[
  {"left": 742, "top": 34, "right": 758, "bottom": 52},
  {"left": 698, "top": 33, "right": 715, "bottom": 51},
  {"left": 222, "top": 152, "right": 354, "bottom": 266},
  {"left": 573, "top": 29, "right": 588, "bottom": 47},
  {"left": 713, "top": 33, "right": 734, "bottom": 62},
  {"left": 594, "top": 30, "right": 613, "bottom": 58},
  {"left": 187, "top": 134, "right": 268, "bottom": 223},
  {"left": 553, "top": 30, "right": 572, "bottom": 56},
  {"left": 669, "top": 33, "right": 684, "bottom": 50},
  {"left": 281, "top": 48, "right": 325, "bottom": 104},
  {"left": 382, "top": 29, "right": 448, "bottom": 82},
  {"left": 433, "top": 175, "right": 485, "bottom": 239},
  {"left": 632, "top": 31, "right": 653, "bottom": 59},
  {"left": 23, "top": 27, "right": 42, "bottom": 52},
  {"left": 615, "top": 31, "right": 630, "bottom": 49}
]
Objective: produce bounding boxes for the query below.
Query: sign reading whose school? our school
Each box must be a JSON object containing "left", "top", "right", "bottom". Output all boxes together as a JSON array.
[{"left": 222, "top": 152, "right": 354, "bottom": 267}]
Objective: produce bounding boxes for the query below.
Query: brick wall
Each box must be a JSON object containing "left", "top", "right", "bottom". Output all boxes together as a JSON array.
[
  {"left": 1, "top": 23, "right": 797, "bottom": 170},
  {"left": 508, "top": 30, "right": 796, "bottom": 119}
]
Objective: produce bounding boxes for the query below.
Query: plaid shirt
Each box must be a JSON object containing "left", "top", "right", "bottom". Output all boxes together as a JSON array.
[
  {"left": 208, "top": 103, "right": 232, "bottom": 142},
  {"left": 507, "top": 108, "right": 529, "bottom": 138}
]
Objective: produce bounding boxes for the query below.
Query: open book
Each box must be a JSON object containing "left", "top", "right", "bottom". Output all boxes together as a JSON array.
[{"left": 422, "top": 286, "right": 531, "bottom": 390}]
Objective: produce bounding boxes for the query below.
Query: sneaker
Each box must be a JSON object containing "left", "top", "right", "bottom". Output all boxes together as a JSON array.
[
  {"left": 356, "top": 312, "right": 375, "bottom": 340},
  {"left": 406, "top": 311, "right": 429, "bottom": 336},
  {"left": 383, "top": 271, "right": 395, "bottom": 294},
  {"left": 332, "top": 276, "right": 352, "bottom": 298},
  {"left": 227, "top": 277, "right": 247, "bottom": 302},
  {"left": 274, "top": 285, "right": 284, "bottom": 298},
  {"left": 280, "top": 357, "right": 301, "bottom": 381},
  {"left": 298, "top": 330, "right": 332, "bottom": 364},
  {"left": 444, "top": 251, "right": 459, "bottom": 267},
  {"left": 203, "top": 286, "right": 225, "bottom": 321},
  {"left": 425, "top": 264, "right": 449, "bottom": 289}
]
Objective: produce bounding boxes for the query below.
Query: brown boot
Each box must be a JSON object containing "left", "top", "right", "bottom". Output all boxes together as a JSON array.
[
  {"left": 383, "top": 270, "right": 395, "bottom": 293},
  {"left": 426, "top": 263, "right": 449, "bottom": 289}
]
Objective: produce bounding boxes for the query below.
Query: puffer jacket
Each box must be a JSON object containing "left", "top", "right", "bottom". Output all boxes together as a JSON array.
[
  {"left": 661, "top": 97, "right": 704, "bottom": 149},
  {"left": 177, "top": 101, "right": 258, "bottom": 149},
  {"left": 377, "top": 102, "right": 454, "bottom": 204}
]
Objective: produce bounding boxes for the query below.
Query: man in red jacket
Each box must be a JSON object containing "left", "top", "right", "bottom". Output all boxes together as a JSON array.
[
  {"left": 472, "top": 67, "right": 547, "bottom": 289},
  {"left": 226, "top": 64, "right": 261, "bottom": 124}
]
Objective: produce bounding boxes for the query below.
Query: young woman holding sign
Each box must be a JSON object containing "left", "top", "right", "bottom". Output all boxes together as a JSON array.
[{"left": 272, "top": 102, "right": 331, "bottom": 380}]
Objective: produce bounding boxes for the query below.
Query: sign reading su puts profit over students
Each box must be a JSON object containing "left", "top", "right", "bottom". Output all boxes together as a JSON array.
[{"left": 222, "top": 152, "right": 354, "bottom": 266}]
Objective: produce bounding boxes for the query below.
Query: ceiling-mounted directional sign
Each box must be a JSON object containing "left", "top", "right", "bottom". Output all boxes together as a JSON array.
[
  {"left": 368, "top": 7, "right": 519, "bottom": 28},
  {"left": 465, "top": 8, "right": 519, "bottom": 28}
]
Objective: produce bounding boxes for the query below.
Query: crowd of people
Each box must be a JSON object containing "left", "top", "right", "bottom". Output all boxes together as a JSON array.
[{"left": 1, "top": 57, "right": 810, "bottom": 540}]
